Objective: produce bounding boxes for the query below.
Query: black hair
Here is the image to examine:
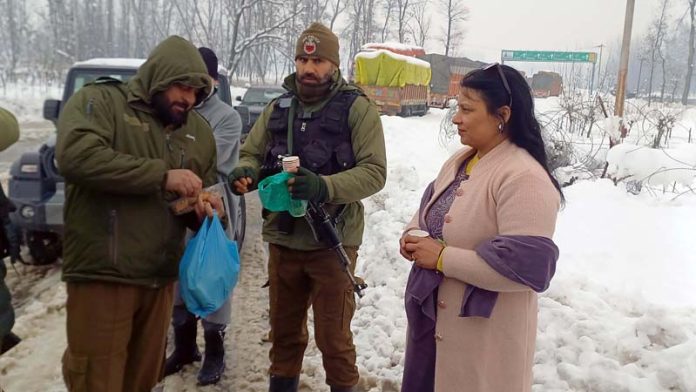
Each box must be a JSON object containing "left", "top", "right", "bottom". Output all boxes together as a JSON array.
[{"left": 460, "top": 64, "right": 565, "bottom": 203}]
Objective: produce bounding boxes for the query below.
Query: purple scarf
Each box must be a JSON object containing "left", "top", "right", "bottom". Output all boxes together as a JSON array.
[{"left": 401, "top": 183, "right": 559, "bottom": 392}]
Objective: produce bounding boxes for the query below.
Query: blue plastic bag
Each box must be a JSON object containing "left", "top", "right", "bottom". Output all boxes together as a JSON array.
[{"left": 179, "top": 214, "right": 240, "bottom": 318}]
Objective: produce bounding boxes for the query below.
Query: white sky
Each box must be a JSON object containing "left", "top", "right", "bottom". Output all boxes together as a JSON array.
[{"left": 423, "top": 0, "right": 661, "bottom": 69}]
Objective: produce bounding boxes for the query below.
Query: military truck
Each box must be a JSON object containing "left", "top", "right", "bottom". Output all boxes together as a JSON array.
[{"left": 8, "top": 58, "right": 245, "bottom": 264}]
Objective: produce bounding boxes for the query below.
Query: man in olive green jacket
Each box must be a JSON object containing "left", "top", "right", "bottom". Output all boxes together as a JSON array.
[
  {"left": 56, "top": 36, "right": 223, "bottom": 392},
  {"left": 0, "top": 107, "right": 21, "bottom": 356},
  {"left": 230, "top": 23, "right": 386, "bottom": 392}
]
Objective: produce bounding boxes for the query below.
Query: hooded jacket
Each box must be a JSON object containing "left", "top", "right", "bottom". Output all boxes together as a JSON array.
[
  {"left": 0, "top": 106, "right": 18, "bottom": 338},
  {"left": 0, "top": 107, "right": 19, "bottom": 152},
  {"left": 56, "top": 36, "right": 217, "bottom": 287}
]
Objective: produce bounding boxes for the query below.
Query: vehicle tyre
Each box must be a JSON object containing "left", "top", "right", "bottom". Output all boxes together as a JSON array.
[
  {"left": 40, "top": 145, "right": 61, "bottom": 182},
  {"left": 26, "top": 231, "right": 62, "bottom": 265}
]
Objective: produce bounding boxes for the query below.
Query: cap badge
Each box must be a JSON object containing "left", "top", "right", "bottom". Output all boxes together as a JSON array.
[{"left": 303, "top": 35, "right": 320, "bottom": 55}]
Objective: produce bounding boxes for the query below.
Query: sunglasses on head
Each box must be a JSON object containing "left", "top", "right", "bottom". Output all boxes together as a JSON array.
[{"left": 483, "top": 62, "right": 512, "bottom": 109}]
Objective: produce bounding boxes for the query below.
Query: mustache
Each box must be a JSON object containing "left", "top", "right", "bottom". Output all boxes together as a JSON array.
[
  {"left": 299, "top": 73, "right": 319, "bottom": 81},
  {"left": 171, "top": 102, "right": 189, "bottom": 111}
]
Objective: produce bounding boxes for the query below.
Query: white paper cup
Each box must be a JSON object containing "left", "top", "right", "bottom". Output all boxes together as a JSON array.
[
  {"left": 408, "top": 229, "right": 430, "bottom": 238},
  {"left": 282, "top": 156, "right": 300, "bottom": 173}
]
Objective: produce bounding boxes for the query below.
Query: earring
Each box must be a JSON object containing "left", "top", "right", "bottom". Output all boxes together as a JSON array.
[{"left": 498, "top": 122, "right": 504, "bottom": 133}]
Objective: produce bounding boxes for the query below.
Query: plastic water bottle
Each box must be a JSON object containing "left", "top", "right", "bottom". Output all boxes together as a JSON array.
[{"left": 282, "top": 156, "right": 308, "bottom": 217}]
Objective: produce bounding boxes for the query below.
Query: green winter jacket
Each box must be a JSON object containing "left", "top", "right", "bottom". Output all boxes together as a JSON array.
[
  {"left": 0, "top": 107, "right": 19, "bottom": 152},
  {"left": 56, "top": 36, "right": 217, "bottom": 287},
  {"left": 0, "top": 107, "right": 18, "bottom": 339},
  {"left": 237, "top": 71, "right": 387, "bottom": 250}
]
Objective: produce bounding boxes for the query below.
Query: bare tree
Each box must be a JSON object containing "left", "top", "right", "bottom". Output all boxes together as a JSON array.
[
  {"left": 1, "top": 0, "right": 345, "bottom": 85},
  {"left": 346, "top": 0, "right": 368, "bottom": 64},
  {"left": 361, "top": 0, "right": 377, "bottom": 44},
  {"left": 223, "top": 0, "right": 304, "bottom": 77},
  {"left": 394, "top": 0, "right": 413, "bottom": 43},
  {"left": 326, "top": 0, "right": 347, "bottom": 30},
  {"left": 646, "top": 0, "right": 669, "bottom": 106},
  {"left": 408, "top": 0, "right": 430, "bottom": 47},
  {"left": 438, "top": 0, "right": 468, "bottom": 56},
  {"left": 683, "top": 0, "right": 696, "bottom": 104},
  {"left": 3, "top": 0, "right": 23, "bottom": 79},
  {"left": 379, "top": 0, "right": 396, "bottom": 42}
]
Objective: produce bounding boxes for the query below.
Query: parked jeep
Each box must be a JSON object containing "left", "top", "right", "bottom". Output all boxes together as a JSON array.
[
  {"left": 8, "top": 58, "right": 245, "bottom": 264},
  {"left": 234, "top": 86, "right": 284, "bottom": 139}
]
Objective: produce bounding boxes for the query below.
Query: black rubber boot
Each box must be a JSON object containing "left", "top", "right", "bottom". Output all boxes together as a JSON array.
[
  {"left": 0, "top": 332, "right": 21, "bottom": 355},
  {"left": 268, "top": 375, "right": 299, "bottom": 392},
  {"left": 164, "top": 307, "right": 201, "bottom": 377},
  {"left": 197, "top": 323, "right": 226, "bottom": 385}
]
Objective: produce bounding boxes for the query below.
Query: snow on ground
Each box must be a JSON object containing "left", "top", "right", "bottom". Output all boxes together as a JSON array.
[{"left": 1, "top": 92, "right": 696, "bottom": 391}]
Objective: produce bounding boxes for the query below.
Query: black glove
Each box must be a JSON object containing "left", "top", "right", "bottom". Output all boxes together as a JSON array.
[
  {"left": 290, "top": 167, "right": 328, "bottom": 203},
  {"left": 228, "top": 166, "right": 258, "bottom": 194}
]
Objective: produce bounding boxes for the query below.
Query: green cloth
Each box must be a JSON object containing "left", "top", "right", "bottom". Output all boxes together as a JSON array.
[
  {"left": 237, "top": 71, "right": 387, "bottom": 251},
  {"left": 0, "top": 107, "right": 19, "bottom": 152},
  {"left": 0, "top": 106, "right": 17, "bottom": 338},
  {"left": 56, "top": 36, "right": 217, "bottom": 287},
  {"left": 353, "top": 51, "right": 431, "bottom": 87}
]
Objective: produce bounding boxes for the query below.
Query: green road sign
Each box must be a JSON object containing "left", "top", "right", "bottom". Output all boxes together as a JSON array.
[{"left": 501, "top": 50, "right": 597, "bottom": 63}]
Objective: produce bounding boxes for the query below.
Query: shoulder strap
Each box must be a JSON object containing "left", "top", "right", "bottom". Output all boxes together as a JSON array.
[{"left": 286, "top": 97, "right": 297, "bottom": 155}]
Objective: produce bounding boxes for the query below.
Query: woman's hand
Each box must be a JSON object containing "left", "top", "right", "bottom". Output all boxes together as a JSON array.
[
  {"left": 399, "top": 232, "right": 414, "bottom": 261},
  {"left": 402, "top": 234, "right": 444, "bottom": 270}
]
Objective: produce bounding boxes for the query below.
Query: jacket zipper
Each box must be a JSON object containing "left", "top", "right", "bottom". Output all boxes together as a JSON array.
[{"left": 109, "top": 209, "right": 118, "bottom": 264}]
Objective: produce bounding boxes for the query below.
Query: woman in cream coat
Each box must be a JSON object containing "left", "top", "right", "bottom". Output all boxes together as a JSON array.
[{"left": 400, "top": 64, "right": 563, "bottom": 392}]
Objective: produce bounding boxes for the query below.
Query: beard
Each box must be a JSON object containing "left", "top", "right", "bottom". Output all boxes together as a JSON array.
[
  {"left": 297, "top": 70, "right": 332, "bottom": 86},
  {"left": 152, "top": 92, "right": 190, "bottom": 127},
  {"left": 296, "top": 71, "right": 333, "bottom": 104}
]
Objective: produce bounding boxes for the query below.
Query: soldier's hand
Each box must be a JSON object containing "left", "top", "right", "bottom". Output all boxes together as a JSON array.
[
  {"left": 229, "top": 166, "right": 257, "bottom": 195},
  {"left": 165, "top": 169, "right": 203, "bottom": 197},
  {"left": 288, "top": 167, "right": 328, "bottom": 203}
]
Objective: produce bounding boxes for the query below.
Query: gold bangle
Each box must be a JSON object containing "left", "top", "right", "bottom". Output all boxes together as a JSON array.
[{"left": 436, "top": 246, "right": 446, "bottom": 272}]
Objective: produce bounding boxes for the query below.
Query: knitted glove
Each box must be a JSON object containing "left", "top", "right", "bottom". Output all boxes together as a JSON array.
[
  {"left": 228, "top": 166, "right": 258, "bottom": 194},
  {"left": 289, "top": 167, "right": 328, "bottom": 203}
]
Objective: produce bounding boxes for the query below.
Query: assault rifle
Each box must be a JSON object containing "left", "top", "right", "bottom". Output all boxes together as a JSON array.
[{"left": 304, "top": 201, "right": 367, "bottom": 298}]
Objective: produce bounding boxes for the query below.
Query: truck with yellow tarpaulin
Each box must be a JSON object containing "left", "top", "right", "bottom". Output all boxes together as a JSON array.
[{"left": 353, "top": 45, "right": 431, "bottom": 116}]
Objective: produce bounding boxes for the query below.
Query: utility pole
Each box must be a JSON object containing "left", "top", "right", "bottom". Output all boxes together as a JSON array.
[
  {"left": 636, "top": 56, "right": 645, "bottom": 96},
  {"left": 595, "top": 44, "right": 605, "bottom": 91},
  {"left": 614, "top": 0, "right": 635, "bottom": 145},
  {"left": 590, "top": 61, "right": 596, "bottom": 96}
]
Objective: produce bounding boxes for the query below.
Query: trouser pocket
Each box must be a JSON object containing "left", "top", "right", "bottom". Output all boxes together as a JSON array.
[{"left": 62, "top": 350, "right": 89, "bottom": 392}]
